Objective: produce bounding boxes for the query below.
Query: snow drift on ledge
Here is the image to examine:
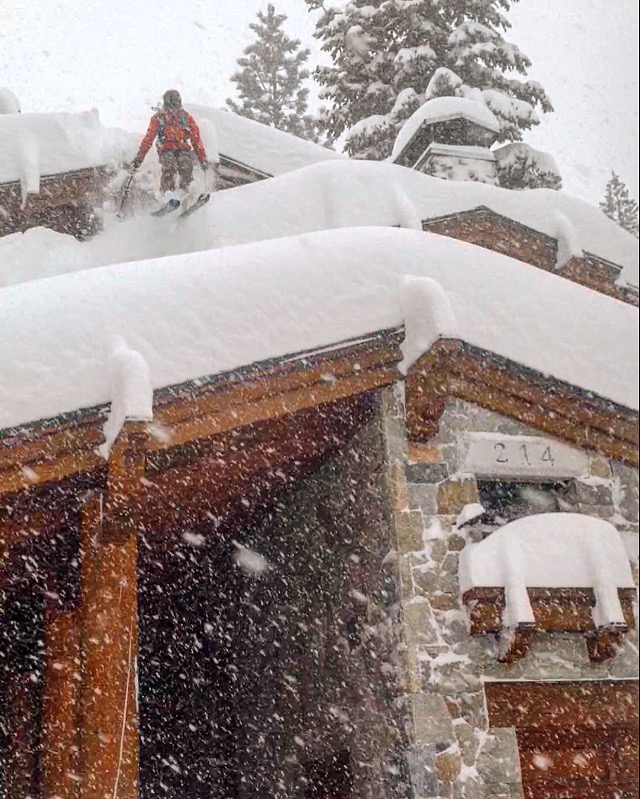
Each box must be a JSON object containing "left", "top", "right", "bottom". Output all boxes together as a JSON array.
[
  {"left": 459, "top": 513, "right": 635, "bottom": 628},
  {"left": 1, "top": 226, "right": 637, "bottom": 431}
]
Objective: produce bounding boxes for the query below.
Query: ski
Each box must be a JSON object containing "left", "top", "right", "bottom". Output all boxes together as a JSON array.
[
  {"left": 150, "top": 198, "right": 181, "bottom": 217},
  {"left": 177, "top": 193, "right": 211, "bottom": 220}
]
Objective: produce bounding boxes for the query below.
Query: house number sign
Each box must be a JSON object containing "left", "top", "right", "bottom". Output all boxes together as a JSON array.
[{"left": 461, "top": 433, "right": 590, "bottom": 480}]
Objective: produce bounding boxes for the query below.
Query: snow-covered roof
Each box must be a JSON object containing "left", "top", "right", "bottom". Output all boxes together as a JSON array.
[
  {"left": 1, "top": 226, "right": 637, "bottom": 431},
  {"left": 188, "top": 104, "right": 344, "bottom": 177},
  {"left": 0, "top": 110, "right": 134, "bottom": 189},
  {"left": 2, "top": 158, "right": 638, "bottom": 293},
  {"left": 392, "top": 97, "right": 500, "bottom": 161},
  {"left": 198, "top": 160, "right": 639, "bottom": 290},
  {"left": 493, "top": 142, "right": 560, "bottom": 176},
  {"left": 459, "top": 513, "right": 635, "bottom": 627}
]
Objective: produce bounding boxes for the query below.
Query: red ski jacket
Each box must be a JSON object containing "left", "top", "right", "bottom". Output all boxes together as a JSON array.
[{"left": 136, "top": 109, "right": 207, "bottom": 164}]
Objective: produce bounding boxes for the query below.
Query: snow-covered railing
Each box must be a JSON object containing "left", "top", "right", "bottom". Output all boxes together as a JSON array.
[{"left": 459, "top": 513, "right": 636, "bottom": 663}]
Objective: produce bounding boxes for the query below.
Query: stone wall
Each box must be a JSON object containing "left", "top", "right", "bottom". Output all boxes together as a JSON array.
[{"left": 384, "top": 389, "right": 639, "bottom": 799}]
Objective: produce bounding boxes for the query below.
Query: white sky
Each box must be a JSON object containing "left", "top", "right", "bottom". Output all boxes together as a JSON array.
[{"left": 1, "top": 0, "right": 638, "bottom": 205}]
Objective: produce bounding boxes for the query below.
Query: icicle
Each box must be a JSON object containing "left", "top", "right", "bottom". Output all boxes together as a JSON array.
[{"left": 587, "top": 533, "right": 626, "bottom": 627}]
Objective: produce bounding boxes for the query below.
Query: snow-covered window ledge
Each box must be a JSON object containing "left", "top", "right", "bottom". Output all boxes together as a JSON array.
[{"left": 459, "top": 513, "right": 637, "bottom": 664}]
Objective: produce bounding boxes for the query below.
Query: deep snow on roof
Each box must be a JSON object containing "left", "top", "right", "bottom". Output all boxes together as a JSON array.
[
  {"left": 392, "top": 96, "right": 500, "bottom": 160},
  {"left": 189, "top": 104, "right": 344, "bottom": 177},
  {"left": 1, "top": 227, "right": 637, "bottom": 431},
  {"left": 0, "top": 110, "right": 133, "bottom": 186},
  {"left": 0, "top": 104, "right": 339, "bottom": 195},
  {"left": 209, "top": 160, "right": 639, "bottom": 290},
  {"left": 2, "top": 158, "right": 639, "bottom": 293}
]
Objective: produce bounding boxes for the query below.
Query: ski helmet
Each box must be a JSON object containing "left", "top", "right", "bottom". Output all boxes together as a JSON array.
[{"left": 163, "top": 89, "right": 182, "bottom": 109}]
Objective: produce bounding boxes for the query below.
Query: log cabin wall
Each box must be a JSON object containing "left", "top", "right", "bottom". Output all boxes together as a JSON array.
[
  {"left": 0, "top": 167, "right": 108, "bottom": 240},
  {"left": 421, "top": 208, "right": 638, "bottom": 307},
  {"left": 385, "top": 389, "right": 639, "bottom": 798}
]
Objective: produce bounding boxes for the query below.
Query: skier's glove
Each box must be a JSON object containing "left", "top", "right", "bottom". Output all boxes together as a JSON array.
[
  {"left": 201, "top": 160, "right": 210, "bottom": 171},
  {"left": 131, "top": 157, "right": 142, "bottom": 171}
]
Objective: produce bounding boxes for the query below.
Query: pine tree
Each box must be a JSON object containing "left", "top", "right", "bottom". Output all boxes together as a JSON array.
[
  {"left": 600, "top": 172, "right": 639, "bottom": 238},
  {"left": 226, "top": 4, "right": 322, "bottom": 142},
  {"left": 305, "top": 0, "right": 553, "bottom": 160}
]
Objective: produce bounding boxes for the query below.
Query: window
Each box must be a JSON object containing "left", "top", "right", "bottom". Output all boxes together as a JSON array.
[{"left": 476, "top": 480, "right": 570, "bottom": 527}]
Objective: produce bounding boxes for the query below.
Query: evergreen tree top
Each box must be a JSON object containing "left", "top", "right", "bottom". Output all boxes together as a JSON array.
[
  {"left": 305, "top": 0, "right": 553, "bottom": 160},
  {"left": 600, "top": 172, "right": 639, "bottom": 238},
  {"left": 226, "top": 4, "right": 323, "bottom": 143}
]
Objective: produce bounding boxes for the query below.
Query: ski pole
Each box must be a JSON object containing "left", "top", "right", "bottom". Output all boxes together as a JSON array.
[{"left": 117, "top": 168, "right": 136, "bottom": 219}]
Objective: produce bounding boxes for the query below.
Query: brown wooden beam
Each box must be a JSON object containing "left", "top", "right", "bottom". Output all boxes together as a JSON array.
[
  {"left": 463, "top": 586, "right": 637, "bottom": 635},
  {"left": 0, "top": 419, "right": 104, "bottom": 471},
  {"left": 2, "top": 670, "right": 39, "bottom": 798},
  {"left": 42, "top": 607, "right": 81, "bottom": 798},
  {"left": 407, "top": 339, "right": 638, "bottom": 467},
  {"left": 485, "top": 680, "right": 639, "bottom": 730},
  {"left": 447, "top": 346, "right": 637, "bottom": 443},
  {"left": 149, "top": 365, "right": 397, "bottom": 453},
  {"left": 138, "top": 396, "right": 371, "bottom": 534},
  {"left": 80, "top": 528, "right": 138, "bottom": 798},
  {"left": 1, "top": 450, "right": 103, "bottom": 498},
  {"left": 151, "top": 331, "right": 401, "bottom": 427},
  {"left": 585, "top": 628, "right": 627, "bottom": 663},
  {"left": 497, "top": 626, "right": 534, "bottom": 663},
  {"left": 79, "top": 424, "right": 144, "bottom": 799}
]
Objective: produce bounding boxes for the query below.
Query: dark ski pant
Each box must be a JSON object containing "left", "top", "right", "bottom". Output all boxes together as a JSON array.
[{"left": 159, "top": 149, "right": 194, "bottom": 192}]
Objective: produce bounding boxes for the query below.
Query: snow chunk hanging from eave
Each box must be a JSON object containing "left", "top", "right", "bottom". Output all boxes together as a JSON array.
[
  {"left": 459, "top": 513, "right": 635, "bottom": 628},
  {"left": 399, "top": 276, "right": 460, "bottom": 372},
  {"left": 0, "top": 87, "right": 21, "bottom": 114},
  {"left": 554, "top": 210, "right": 583, "bottom": 269},
  {"left": 99, "top": 335, "right": 153, "bottom": 458}
]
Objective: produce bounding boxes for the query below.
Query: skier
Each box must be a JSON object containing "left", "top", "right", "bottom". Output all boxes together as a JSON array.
[{"left": 131, "top": 89, "right": 214, "bottom": 200}]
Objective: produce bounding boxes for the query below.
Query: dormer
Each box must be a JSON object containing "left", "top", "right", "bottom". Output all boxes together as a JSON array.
[{"left": 391, "top": 97, "right": 501, "bottom": 184}]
